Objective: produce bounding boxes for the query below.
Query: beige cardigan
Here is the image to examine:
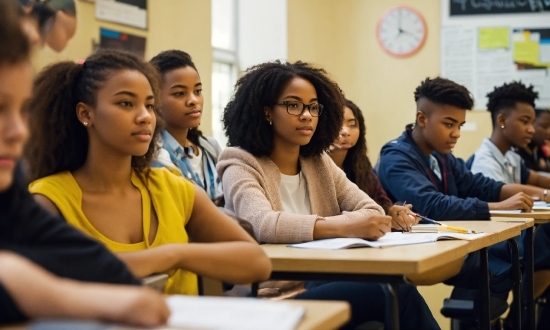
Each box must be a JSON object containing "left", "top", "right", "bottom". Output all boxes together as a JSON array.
[{"left": 217, "top": 147, "right": 385, "bottom": 243}]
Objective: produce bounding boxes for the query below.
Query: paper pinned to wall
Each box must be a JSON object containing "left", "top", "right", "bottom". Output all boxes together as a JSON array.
[{"left": 479, "top": 27, "right": 510, "bottom": 50}]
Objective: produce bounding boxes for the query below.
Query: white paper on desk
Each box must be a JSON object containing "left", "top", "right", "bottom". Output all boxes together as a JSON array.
[
  {"left": 166, "top": 295, "right": 305, "bottom": 330},
  {"left": 533, "top": 201, "right": 550, "bottom": 210},
  {"left": 289, "top": 232, "right": 488, "bottom": 250},
  {"left": 490, "top": 210, "right": 524, "bottom": 214}
]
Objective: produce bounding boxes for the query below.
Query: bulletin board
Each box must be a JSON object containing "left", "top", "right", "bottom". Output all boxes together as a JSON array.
[{"left": 440, "top": 0, "right": 550, "bottom": 109}]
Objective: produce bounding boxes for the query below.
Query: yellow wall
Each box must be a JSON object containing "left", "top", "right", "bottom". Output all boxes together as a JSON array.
[
  {"left": 32, "top": 0, "right": 214, "bottom": 135},
  {"left": 288, "top": 0, "right": 492, "bottom": 162}
]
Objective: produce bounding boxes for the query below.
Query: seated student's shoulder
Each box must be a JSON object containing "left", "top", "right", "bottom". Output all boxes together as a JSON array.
[
  {"left": 28, "top": 171, "right": 78, "bottom": 204},
  {"left": 147, "top": 167, "right": 195, "bottom": 195}
]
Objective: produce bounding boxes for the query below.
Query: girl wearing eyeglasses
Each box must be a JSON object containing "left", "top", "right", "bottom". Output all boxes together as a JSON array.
[{"left": 217, "top": 61, "right": 438, "bottom": 330}]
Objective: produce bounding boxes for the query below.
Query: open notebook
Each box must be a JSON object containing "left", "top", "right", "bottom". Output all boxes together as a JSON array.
[
  {"left": 289, "top": 232, "right": 486, "bottom": 250},
  {"left": 166, "top": 295, "right": 305, "bottom": 330}
]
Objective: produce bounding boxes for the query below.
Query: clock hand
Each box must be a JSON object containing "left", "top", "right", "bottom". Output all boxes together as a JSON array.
[{"left": 398, "top": 10, "right": 403, "bottom": 34}]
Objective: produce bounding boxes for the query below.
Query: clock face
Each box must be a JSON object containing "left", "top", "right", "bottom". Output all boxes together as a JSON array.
[{"left": 376, "top": 6, "right": 427, "bottom": 57}]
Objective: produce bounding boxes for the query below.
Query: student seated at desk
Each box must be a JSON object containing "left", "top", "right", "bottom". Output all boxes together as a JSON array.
[
  {"left": 0, "top": 2, "right": 166, "bottom": 325},
  {"left": 24, "top": 50, "right": 271, "bottom": 296},
  {"left": 328, "top": 99, "right": 397, "bottom": 214},
  {"left": 516, "top": 107, "right": 550, "bottom": 173},
  {"left": 217, "top": 61, "right": 439, "bottom": 330},
  {"left": 376, "top": 77, "right": 545, "bottom": 322},
  {"left": 149, "top": 50, "right": 224, "bottom": 205},
  {"left": 469, "top": 82, "right": 550, "bottom": 312}
]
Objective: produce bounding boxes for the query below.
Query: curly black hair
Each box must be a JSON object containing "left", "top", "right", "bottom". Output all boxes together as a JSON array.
[
  {"left": 414, "top": 77, "right": 474, "bottom": 110},
  {"left": 0, "top": 0, "right": 30, "bottom": 64},
  {"left": 149, "top": 49, "right": 204, "bottom": 146},
  {"left": 486, "top": 81, "right": 538, "bottom": 127},
  {"left": 25, "top": 49, "right": 162, "bottom": 182},
  {"left": 223, "top": 60, "right": 345, "bottom": 157}
]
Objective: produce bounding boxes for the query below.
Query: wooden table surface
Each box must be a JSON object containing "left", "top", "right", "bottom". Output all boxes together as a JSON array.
[
  {"left": 443, "top": 220, "right": 532, "bottom": 252},
  {"left": 263, "top": 219, "right": 530, "bottom": 276},
  {"left": 491, "top": 209, "right": 550, "bottom": 224},
  {"left": 0, "top": 300, "right": 350, "bottom": 330},
  {"left": 263, "top": 240, "right": 470, "bottom": 276}
]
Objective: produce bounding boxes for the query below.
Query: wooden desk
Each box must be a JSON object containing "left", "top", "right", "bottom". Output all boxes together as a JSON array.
[
  {"left": 448, "top": 220, "right": 532, "bottom": 329},
  {"left": 0, "top": 300, "right": 349, "bottom": 330},
  {"left": 490, "top": 214, "right": 541, "bottom": 330},
  {"left": 262, "top": 220, "right": 531, "bottom": 330},
  {"left": 263, "top": 240, "right": 470, "bottom": 330},
  {"left": 491, "top": 210, "right": 550, "bottom": 224}
]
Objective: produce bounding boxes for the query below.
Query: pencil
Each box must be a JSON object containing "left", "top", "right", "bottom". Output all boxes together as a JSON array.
[{"left": 410, "top": 212, "right": 478, "bottom": 234}]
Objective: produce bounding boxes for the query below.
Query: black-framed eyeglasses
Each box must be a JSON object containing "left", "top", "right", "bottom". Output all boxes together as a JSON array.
[{"left": 276, "top": 101, "right": 323, "bottom": 117}]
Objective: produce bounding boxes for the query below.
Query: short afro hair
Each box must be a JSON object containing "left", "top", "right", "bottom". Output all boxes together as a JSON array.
[
  {"left": 486, "top": 81, "right": 538, "bottom": 127},
  {"left": 149, "top": 49, "right": 197, "bottom": 78},
  {"left": 223, "top": 60, "right": 345, "bottom": 157},
  {"left": 414, "top": 77, "right": 474, "bottom": 110}
]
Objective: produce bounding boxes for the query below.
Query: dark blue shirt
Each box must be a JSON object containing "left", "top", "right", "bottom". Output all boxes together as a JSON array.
[{"left": 375, "top": 128, "right": 504, "bottom": 220}]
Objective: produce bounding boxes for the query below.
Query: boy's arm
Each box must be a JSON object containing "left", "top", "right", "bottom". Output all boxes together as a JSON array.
[{"left": 378, "top": 151, "right": 492, "bottom": 220}]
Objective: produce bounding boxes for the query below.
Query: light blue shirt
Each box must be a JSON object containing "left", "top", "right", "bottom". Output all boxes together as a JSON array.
[{"left": 471, "top": 138, "right": 528, "bottom": 184}]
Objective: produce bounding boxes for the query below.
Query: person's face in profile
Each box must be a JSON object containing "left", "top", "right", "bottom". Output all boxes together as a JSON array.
[{"left": 0, "top": 61, "right": 33, "bottom": 192}]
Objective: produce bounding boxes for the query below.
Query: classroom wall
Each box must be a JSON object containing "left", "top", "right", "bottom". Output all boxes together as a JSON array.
[
  {"left": 287, "top": 0, "right": 493, "bottom": 162},
  {"left": 32, "top": 0, "right": 214, "bottom": 136}
]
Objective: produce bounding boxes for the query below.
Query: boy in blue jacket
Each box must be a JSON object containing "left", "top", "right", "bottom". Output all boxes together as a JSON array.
[{"left": 376, "top": 77, "right": 536, "bottom": 323}]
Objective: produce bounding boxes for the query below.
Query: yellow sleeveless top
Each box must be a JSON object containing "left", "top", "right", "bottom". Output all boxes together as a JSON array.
[{"left": 29, "top": 168, "right": 198, "bottom": 295}]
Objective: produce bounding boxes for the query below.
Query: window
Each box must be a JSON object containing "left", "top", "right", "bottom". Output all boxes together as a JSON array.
[{"left": 211, "top": 0, "right": 238, "bottom": 147}]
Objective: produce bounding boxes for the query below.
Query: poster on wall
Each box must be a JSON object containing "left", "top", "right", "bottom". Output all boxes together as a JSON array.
[
  {"left": 99, "top": 27, "right": 146, "bottom": 58},
  {"left": 95, "top": 0, "right": 147, "bottom": 30},
  {"left": 441, "top": 1, "right": 550, "bottom": 109}
]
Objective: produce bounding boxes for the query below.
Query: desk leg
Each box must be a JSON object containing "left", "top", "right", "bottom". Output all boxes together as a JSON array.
[
  {"left": 525, "top": 227, "right": 535, "bottom": 330},
  {"left": 479, "top": 247, "right": 491, "bottom": 330},
  {"left": 508, "top": 238, "right": 521, "bottom": 330},
  {"left": 251, "top": 283, "right": 259, "bottom": 298},
  {"left": 383, "top": 283, "right": 400, "bottom": 330}
]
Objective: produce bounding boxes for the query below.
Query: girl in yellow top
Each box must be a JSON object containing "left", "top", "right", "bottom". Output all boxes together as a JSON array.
[{"left": 25, "top": 49, "right": 271, "bottom": 295}]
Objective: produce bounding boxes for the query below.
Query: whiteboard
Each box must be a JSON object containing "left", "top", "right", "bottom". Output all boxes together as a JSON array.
[{"left": 440, "top": 0, "right": 550, "bottom": 110}]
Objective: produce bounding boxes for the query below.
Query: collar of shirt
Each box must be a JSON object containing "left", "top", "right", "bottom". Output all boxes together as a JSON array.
[{"left": 162, "top": 130, "right": 195, "bottom": 159}]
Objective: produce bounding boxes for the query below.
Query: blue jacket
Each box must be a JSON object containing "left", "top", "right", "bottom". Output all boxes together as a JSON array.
[{"left": 376, "top": 128, "right": 504, "bottom": 220}]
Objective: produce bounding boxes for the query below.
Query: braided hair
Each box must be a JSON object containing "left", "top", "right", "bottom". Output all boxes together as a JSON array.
[
  {"left": 25, "top": 49, "right": 162, "bottom": 181},
  {"left": 223, "top": 60, "right": 345, "bottom": 157},
  {"left": 486, "top": 81, "right": 538, "bottom": 127}
]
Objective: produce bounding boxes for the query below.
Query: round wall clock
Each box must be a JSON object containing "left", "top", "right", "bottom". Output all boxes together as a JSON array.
[{"left": 376, "top": 5, "right": 427, "bottom": 58}]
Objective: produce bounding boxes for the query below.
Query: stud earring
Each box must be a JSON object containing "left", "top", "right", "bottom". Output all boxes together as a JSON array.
[
  {"left": 269, "top": 121, "right": 272, "bottom": 126},
  {"left": 501, "top": 125, "right": 505, "bottom": 129},
  {"left": 83, "top": 122, "right": 88, "bottom": 127}
]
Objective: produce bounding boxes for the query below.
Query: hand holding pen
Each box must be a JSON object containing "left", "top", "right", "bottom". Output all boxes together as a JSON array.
[
  {"left": 389, "top": 201, "right": 418, "bottom": 232},
  {"left": 410, "top": 212, "right": 478, "bottom": 234}
]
